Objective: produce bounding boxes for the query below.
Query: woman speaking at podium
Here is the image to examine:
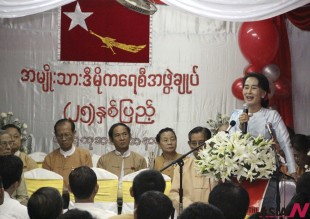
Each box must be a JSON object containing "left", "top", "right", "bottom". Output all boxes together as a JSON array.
[{"left": 229, "top": 73, "right": 297, "bottom": 179}]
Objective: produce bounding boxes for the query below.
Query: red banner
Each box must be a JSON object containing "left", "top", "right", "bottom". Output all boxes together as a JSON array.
[{"left": 60, "top": 0, "right": 150, "bottom": 63}]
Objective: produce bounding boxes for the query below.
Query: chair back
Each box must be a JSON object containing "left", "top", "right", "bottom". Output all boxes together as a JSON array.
[
  {"left": 121, "top": 168, "right": 171, "bottom": 214},
  {"left": 92, "top": 154, "right": 101, "bottom": 167},
  {"left": 24, "top": 168, "right": 63, "bottom": 196},
  {"left": 28, "top": 152, "right": 47, "bottom": 168},
  {"left": 91, "top": 167, "right": 119, "bottom": 214}
]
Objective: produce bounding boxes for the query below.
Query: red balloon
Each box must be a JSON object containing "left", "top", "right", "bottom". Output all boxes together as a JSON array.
[
  {"left": 274, "top": 79, "right": 290, "bottom": 97},
  {"left": 239, "top": 19, "right": 279, "bottom": 67},
  {"left": 232, "top": 77, "right": 244, "bottom": 100},
  {"left": 243, "top": 64, "right": 262, "bottom": 75}
]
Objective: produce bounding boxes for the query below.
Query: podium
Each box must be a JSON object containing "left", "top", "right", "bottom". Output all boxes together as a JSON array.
[{"left": 232, "top": 176, "right": 296, "bottom": 216}]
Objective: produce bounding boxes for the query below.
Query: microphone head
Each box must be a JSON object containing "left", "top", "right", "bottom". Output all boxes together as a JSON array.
[
  {"left": 243, "top": 103, "right": 248, "bottom": 109},
  {"left": 229, "top": 120, "right": 236, "bottom": 127}
]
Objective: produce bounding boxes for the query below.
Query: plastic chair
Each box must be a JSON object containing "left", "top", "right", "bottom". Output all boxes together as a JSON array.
[
  {"left": 24, "top": 168, "right": 63, "bottom": 196},
  {"left": 92, "top": 154, "right": 101, "bottom": 167},
  {"left": 91, "top": 167, "right": 119, "bottom": 214},
  {"left": 121, "top": 168, "right": 171, "bottom": 214},
  {"left": 28, "top": 152, "right": 47, "bottom": 168}
]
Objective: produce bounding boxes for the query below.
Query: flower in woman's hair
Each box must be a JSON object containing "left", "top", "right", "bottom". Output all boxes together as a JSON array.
[
  {"left": 1, "top": 112, "right": 7, "bottom": 118},
  {"left": 195, "top": 131, "right": 276, "bottom": 182},
  {"left": 22, "top": 123, "right": 28, "bottom": 129},
  {"left": 7, "top": 112, "right": 13, "bottom": 116}
]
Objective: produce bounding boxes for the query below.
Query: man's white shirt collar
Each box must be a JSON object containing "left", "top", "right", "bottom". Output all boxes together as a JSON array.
[
  {"left": 60, "top": 145, "right": 76, "bottom": 158},
  {"left": 114, "top": 149, "right": 130, "bottom": 158}
]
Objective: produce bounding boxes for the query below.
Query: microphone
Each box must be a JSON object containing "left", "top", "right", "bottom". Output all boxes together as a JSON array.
[
  {"left": 225, "top": 120, "right": 236, "bottom": 133},
  {"left": 242, "top": 103, "right": 248, "bottom": 134},
  {"left": 266, "top": 122, "right": 273, "bottom": 137}
]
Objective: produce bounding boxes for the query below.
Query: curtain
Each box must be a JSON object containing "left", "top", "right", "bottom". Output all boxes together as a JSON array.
[
  {"left": 0, "top": 0, "right": 75, "bottom": 18},
  {"left": 161, "top": 0, "right": 310, "bottom": 21},
  {"left": 270, "top": 16, "right": 294, "bottom": 128},
  {"left": 1, "top": 0, "right": 310, "bottom": 20},
  {"left": 286, "top": 4, "right": 310, "bottom": 30}
]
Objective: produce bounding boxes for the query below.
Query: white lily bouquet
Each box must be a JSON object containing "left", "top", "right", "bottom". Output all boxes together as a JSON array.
[{"left": 195, "top": 131, "right": 276, "bottom": 182}]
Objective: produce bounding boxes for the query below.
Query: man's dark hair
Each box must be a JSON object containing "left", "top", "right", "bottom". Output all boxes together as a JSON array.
[
  {"left": 54, "top": 118, "right": 75, "bottom": 134},
  {"left": 2, "top": 124, "right": 21, "bottom": 135},
  {"left": 209, "top": 182, "right": 250, "bottom": 219},
  {"left": 188, "top": 127, "right": 211, "bottom": 141},
  {"left": 57, "top": 209, "right": 95, "bottom": 219},
  {"left": 296, "top": 172, "right": 310, "bottom": 196},
  {"left": 108, "top": 123, "right": 131, "bottom": 140},
  {"left": 132, "top": 169, "right": 166, "bottom": 204},
  {"left": 136, "top": 191, "right": 173, "bottom": 219},
  {"left": 179, "top": 202, "right": 225, "bottom": 219},
  {"left": 0, "top": 155, "right": 23, "bottom": 189},
  {"left": 292, "top": 134, "right": 310, "bottom": 153},
  {"left": 155, "top": 127, "right": 177, "bottom": 143},
  {"left": 69, "top": 166, "right": 97, "bottom": 199},
  {"left": 27, "top": 187, "right": 63, "bottom": 219}
]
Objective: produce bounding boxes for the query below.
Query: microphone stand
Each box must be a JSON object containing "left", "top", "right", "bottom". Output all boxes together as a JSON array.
[
  {"left": 160, "top": 142, "right": 207, "bottom": 216},
  {"left": 267, "top": 124, "right": 282, "bottom": 218}
]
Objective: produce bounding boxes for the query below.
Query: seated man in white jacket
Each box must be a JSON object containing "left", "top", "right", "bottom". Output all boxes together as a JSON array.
[
  {"left": 0, "top": 154, "right": 29, "bottom": 219},
  {"left": 68, "top": 166, "right": 116, "bottom": 219}
]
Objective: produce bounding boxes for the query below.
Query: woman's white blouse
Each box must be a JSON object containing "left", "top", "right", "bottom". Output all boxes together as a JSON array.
[{"left": 229, "top": 108, "right": 296, "bottom": 173}]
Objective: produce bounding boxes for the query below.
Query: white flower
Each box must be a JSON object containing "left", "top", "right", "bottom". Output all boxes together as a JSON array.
[
  {"left": 307, "top": 150, "right": 310, "bottom": 156},
  {"left": 0, "top": 111, "right": 32, "bottom": 154},
  {"left": 195, "top": 131, "right": 276, "bottom": 182}
]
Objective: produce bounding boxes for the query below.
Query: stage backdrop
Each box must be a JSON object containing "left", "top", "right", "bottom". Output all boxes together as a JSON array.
[{"left": 0, "top": 4, "right": 309, "bottom": 163}]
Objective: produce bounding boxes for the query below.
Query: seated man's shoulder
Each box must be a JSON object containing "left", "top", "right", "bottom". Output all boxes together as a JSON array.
[
  {"left": 75, "top": 146, "right": 91, "bottom": 154},
  {"left": 109, "top": 214, "right": 134, "bottom": 219},
  {"left": 131, "top": 151, "right": 145, "bottom": 159},
  {"left": 45, "top": 148, "right": 61, "bottom": 157},
  {"left": 99, "top": 151, "right": 115, "bottom": 159}
]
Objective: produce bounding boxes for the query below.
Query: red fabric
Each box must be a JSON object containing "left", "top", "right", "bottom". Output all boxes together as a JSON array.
[
  {"left": 60, "top": 0, "right": 150, "bottom": 63},
  {"left": 153, "top": 0, "right": 166, "bottom": 4},
  {"left": 286, "top": 4, "right": 310, "bottom": 31},
  {"left": 269, "top": 16, "right": 293, "bottom": 128}
]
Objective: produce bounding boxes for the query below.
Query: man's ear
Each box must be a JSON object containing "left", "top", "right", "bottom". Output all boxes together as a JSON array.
[
  {"left": 94, "top": 183, "right": 99, "bottom": 195},
  {"left": 130, "top": 187, "right": 134, "bottom": 197},
  {"left": 109, "top": 137, "right": 114, "bottom": 144},
  {"left": 12, "top": 181, "right": 20, "bottom": 191},
  {"left": 68, "top": 185, "right": 72, "bottom": 193},
  {"left": 188, "top": 141, "right": 191, "bottom": 146}
]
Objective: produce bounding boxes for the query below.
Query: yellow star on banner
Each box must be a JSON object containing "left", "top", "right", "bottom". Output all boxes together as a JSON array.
[{"left": 64, "top": 2, "right": 93, "bottom": 31}]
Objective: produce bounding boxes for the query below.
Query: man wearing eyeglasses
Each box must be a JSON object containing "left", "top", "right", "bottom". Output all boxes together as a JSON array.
[
  {"left": 0, "top": 130, "right": 29, "bottom": 207},
  {"left": 42, "top": 118, "right": 93, "bottom": 190},
  {"left": 0, "top": 130, "right": 14, "bottom": 156},
  {"left": 169, "top": 127, "right": 218, "bottom": 216},
  {"left": 0, "top": 130, "right": 29, "bottom": 206}
]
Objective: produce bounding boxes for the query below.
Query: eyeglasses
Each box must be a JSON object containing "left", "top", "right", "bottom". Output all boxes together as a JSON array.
[
  {"left": 55, "top": 133, "right": 73, "bottom": 140},
  {"left": 0, "top": 141, "right": 15, "bottom": 147},
  {"left": 189, "top": 141, "right": 206, "bottom": 147}
]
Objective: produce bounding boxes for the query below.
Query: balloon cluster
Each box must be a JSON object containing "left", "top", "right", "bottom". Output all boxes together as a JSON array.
[{"left": 232, "top": 19, "right": 290, "bottom": 100}]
